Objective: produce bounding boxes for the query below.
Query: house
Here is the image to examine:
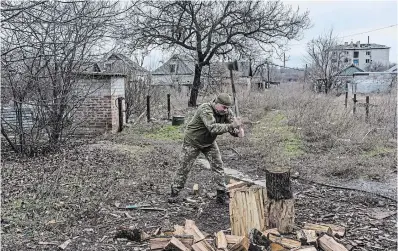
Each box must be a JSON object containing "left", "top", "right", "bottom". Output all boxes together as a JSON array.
[
  {"left": 100, "top": 53, "right": 149, "bottom": 78},
  {"left": 151, "top": 54, "right": 262, "bottom": 93},
  {"left": 332, "top": 40, "right": 390, "bottom": 70}
]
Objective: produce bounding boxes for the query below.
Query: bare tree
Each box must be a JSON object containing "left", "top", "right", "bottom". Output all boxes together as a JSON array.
[
  {"left": 364, "top": 61, "right": 394, "bottom": 72},
  {"left": 121, "top": 1, "right": 310, "bottom": 106},
  {"left": 306, "top": 29, "right": 350, "bottom": 93},
  {"left": 1, "top": 0, "right": 121, "bottom": 154}
]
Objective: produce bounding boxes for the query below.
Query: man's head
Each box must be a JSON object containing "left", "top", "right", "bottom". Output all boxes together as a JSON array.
[{"left": 214, "top": 93, "right": 232, "bottom": 115}]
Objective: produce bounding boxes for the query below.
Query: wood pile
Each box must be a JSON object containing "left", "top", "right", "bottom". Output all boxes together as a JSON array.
[{"left": 115, "top": 219, "right": 349, "bottom": 251}]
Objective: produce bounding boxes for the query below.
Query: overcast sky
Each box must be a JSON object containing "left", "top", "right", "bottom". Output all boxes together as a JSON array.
[{"left": 143, "top": 0, "right": 397, "bottom": 70}]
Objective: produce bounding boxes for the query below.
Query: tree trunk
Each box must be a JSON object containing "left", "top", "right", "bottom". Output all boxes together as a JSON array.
[
  {"left": 264, "top": 168, "right": 294, "bottom": 234},
  {"left": 188, "top": 64, "right": 202, "bottom": 107}
]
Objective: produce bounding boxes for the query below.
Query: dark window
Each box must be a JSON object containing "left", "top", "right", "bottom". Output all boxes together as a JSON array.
[
  {"left": 353, "top": 52, "right": 359, "bottom": 58},
  {"left": 344, "top": 58, "right": 349, "bottom": 63},
  {"left": 366, "top": 59, "right": 370, "bottom": 63},
  {"left": 170, "top": 64, "right": 176, "bottom": 73},
  {"left": 366, "top": 51, "right": 371, "bottom": 55}
]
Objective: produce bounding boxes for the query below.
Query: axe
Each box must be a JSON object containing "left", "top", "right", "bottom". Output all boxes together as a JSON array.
[
  {"left": 226, "top": 60, "right": 244, "bottom": 137},
  {"left": 226, "top": 60, "right": 239, "bottom": 117}
]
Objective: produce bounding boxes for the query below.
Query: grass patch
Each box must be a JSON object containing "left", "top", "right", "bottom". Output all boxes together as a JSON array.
[
  {"left": 145, "top": 125, "right": 184, "bottom": 141},
  {"left": 363, "top": 146, "right": 396, "bottom": 157},
  {"left": 251, "top": 110, "right": 304, "bottom": 160}
]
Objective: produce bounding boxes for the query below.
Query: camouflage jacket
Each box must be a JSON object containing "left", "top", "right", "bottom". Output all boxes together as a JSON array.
[{"left": 185, "top": 102, "right": 238, "bottom": 148}]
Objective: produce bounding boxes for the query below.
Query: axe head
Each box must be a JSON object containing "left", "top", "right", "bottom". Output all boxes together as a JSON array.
[{"left": 226, "top": 60, "right": 239, "bottom": 71}]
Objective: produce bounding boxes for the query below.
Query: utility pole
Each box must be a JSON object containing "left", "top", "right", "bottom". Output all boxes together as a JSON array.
[{"left": 283, "top": 53, "right": 285, "bottom": 68}]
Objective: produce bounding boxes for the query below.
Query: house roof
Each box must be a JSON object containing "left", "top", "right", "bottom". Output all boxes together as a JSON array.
[
  {"left": 151, "top": 54, "right": 195, "bottom": 75},
  {"left": 386, "top": 65, "right": 397, "bottom": 72},
  {"left": 104, "top": 53, "right": 149, "bottom": 73},
  {"left": 337, "top": 64, "right": 364, "bottom": 76},
  {"left": 334, "top": 42, "right": 390, "bottom": 50}
]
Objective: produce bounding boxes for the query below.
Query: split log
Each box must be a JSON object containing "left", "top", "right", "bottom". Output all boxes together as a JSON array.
[
  {"left": 227, "top": 181, "right": 248, "bottom": 191},
  {"left": 292, "top": 246, "right": 317, "bottom": 251},
  {"left": 322, "top": 224, "right": 346, "bottom": 238},
  {"left": 193, "top": 184, "right": 199, "bottom": 195},
  {"left": 267, "top": 234, "right": 301, "bottom": 249},
  {"left": 229, "top": 185, "right": 266, "bottom": 236},
  {"left": 216, "top": 231, "right": 228, "bottom": 249},
  {"left": 184, "top": 220, "right": 206, "bottom": 242},
  {"left": 296, "top": 229, "right": 317, "bottom": 245},
  {"left": 264, "top": 168, "right": 294, "bottom": 234},
  {"left": 165, "top": 237, "right": 191, "bottom": 251},
  {"left": 192, "top": 240, "right": 215, "bottom": 251},
  {"left": 229, "top": 236, "right": 249, "bottom": 251},
  {"left": 303, "top": 223, "right": 333, "bottom": 235},
  {"left": 317, "top": 235, "right": 348, "bottom": 251},
  {"left": 150, "top": 235, "right": 194, "bottom": 250},
  {"left": 263, "top": 228, "right": 280, "bottom": 237},
  {"left": 269, "top": 243, "right": 289, "bottom": 251},
  {"left": 225, "top": 235, "right": 243, "bottom": 245}
]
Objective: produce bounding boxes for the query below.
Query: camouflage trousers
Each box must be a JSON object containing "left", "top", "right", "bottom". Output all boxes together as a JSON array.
[{"left": 171, "top": 139, "right": 226, "bottom": 194}]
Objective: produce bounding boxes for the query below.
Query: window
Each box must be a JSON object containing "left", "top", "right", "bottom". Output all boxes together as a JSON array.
[
  {"left": 346, "top": 51, "right": 349, "bottom": 55},
  {"left": 366, "top": 51, "right": 371, "bottom": 55},
  {"left": 353, "top": 59, "right": 359, "bottom": 65},
  {"left": 353, "top": 51, "right": 359, "bottom": 58},
  {"left": 344, "top": 58, "right": 349, "bottom": 63},
  {"left": 169, "top": 64, "right": 176, "bottom": 73},
  {"left": 366, "top": 59, "right": 370, "bottom": 63}
]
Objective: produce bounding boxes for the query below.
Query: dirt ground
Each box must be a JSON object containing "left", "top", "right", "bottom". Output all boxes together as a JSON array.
[{"left": 1, "top": 118, "right": 397, "bottom": 250}]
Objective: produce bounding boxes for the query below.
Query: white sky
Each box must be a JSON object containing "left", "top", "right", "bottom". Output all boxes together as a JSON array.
[{"left": 143, "top": 0, "right": 397, "bottom": 70}]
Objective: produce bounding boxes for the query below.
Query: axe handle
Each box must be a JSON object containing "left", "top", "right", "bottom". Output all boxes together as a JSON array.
[{"left": 229, "top": 69, "right": 240, "bottom": 117}]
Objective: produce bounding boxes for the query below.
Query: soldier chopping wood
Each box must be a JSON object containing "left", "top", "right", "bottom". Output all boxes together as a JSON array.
[{"left": 169, "top": 93, "right": 244, "bottom": 204}]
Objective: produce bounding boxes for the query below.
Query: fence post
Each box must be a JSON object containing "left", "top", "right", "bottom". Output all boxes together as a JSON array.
[
  {"left": 146, "top": 95, "right": 151, "bottom": 122},
  {"left": 267, "top": 63, "right": 270, "bottom": 89},
  {"left": 353, "top": 94, "right": 357, "bottom": 114},
  {"left": 117, "top": 97, "right": 123, "bottom": 132},
  {"left": 345, "top": 83, "right": 348, "bottom": 108},
  {"left": 167, "top": 93, "right": 171, "bottom": 120},
  {"left": 365, "top": 96, "right": 369, "bottom": 122}
]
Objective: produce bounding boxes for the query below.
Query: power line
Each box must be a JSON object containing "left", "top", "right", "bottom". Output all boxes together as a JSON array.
[
  {"left": 339, "top": 24, "right": 397, "bottom": 38},
  {"left": 287, "top": 24, "right": 398, "bottom": 46}
]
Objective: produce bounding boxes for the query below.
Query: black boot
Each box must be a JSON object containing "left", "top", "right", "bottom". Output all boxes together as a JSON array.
[{"left": 216, "top": 190, "right": 229, "bottom": 205}]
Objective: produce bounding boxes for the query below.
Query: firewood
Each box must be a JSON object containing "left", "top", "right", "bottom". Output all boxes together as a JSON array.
[
  {"left": 216, "top": 231, "right": 228, "bottom": 249},
  {"left": 303, "top": 223, "right": 333, "bottom": 235},
  {"left": 225, "top": 235, "right": 243, "bottom": 245},
  {"left": 248, "top": 228, "right": 271, "bottom": 249},
  {"left": 184, "top": 220, "right": 206, "bottom": 242},
  {"left": 264, "top": 198, "right": 295, "bottom": 234},
  {"left": 192, "top": 240, "right": 215, "bottom": 251},
  {"left": 267, "top": 234, "right": 301, "bottom": 249},
  {"left": 174, "top": 225, "right": 185, "bottom": 235},
  {"left": 265, "top": 168, "right": 292, "bottom": 200},
  {"left": 229, "top": 236, "right": 249, "bottom": 251},
  {"left": 193, "top": 184, "right": 199, "bottom": 195},
  {"left": 263, "top": 228, "right": 281, "bottom": 237},
  {"left": 296, "top": 229, "right": 317, "bottom": 245},
  {"left": 165, "top": 237, "right": 191, "bottom": 251},
  {"left": 317, "top": 235, "right": 348, "bottom": 251},
  {"left": 150, "top": 236, "right": 194, "bottom": 251},
  {"left": 229, "top": 185, "right": 266, "bottom": 236},
  {"left": 269, "top": 243, "right": 289, "bottom": 251},
  {"left": 291, "top": 246, "right": 317, "bottom": 251},
  {"left": 227, "top": 181, "right": 248, "bottom": 191},
  {"left": 322, "top": 224, "right": 346, "bottom": 238}
]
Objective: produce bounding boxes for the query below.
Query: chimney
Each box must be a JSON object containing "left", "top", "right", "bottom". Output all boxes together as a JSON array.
[
  {"left": 344, "top": 42, "right": 348, "bottom": 46},
  {"left": 356, "top": 41, "right": 360, "bottom": 47},
  {"left": 368, "top": 36, "right": 369, "bottom": 45}
]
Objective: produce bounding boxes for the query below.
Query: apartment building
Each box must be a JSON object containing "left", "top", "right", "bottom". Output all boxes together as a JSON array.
[{"left": 333, "top": 40, "right": 390, "bottom": 70}]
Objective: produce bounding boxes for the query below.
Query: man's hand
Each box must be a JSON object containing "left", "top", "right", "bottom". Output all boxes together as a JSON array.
[
  {"left": 238, "top": 127, "right": 245, "bottom": 138},
  {"left": 231, "top": 117, "right": 242, "bottom": 129}
]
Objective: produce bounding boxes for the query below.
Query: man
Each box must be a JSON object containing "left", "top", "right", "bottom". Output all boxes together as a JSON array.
[{"left": 169, "top": 93, "right": 244, "bottom": 204}]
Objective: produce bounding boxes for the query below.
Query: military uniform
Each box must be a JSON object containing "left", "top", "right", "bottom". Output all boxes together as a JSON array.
[{"left": 171, "top": 96, "right": 239, "bottom": 196}]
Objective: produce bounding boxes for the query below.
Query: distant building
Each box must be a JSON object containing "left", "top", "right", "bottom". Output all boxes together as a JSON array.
[{"left": 332, "top": 41, "right": 390, "bottom": 70}]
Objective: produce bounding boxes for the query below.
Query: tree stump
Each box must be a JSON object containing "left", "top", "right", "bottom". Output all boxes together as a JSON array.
[{"left": 264, "top": 168, "right": 294, "bottom": 234}]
